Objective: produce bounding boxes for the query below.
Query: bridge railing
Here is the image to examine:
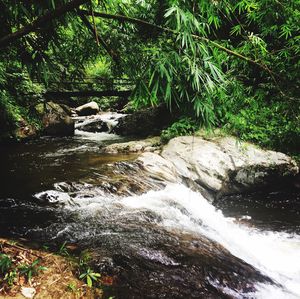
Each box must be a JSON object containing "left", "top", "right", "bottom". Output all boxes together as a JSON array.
[{"left": 33, "top": 77, "right": 134, "bottom": 92}]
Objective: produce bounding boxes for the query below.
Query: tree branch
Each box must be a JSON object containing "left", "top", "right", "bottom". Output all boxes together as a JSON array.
[
  {"left": 77, "top": 10, "right": 119, "bottom": 63},
  {"left": 0, "top": 0, "right": 88, "bottom": 48},
  {"left": 79, "top": 9, "right": 274, "bottom": 75}
]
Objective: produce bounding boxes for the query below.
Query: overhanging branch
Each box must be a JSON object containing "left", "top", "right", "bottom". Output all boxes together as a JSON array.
[
  {"left": 77, "top": 10, "right": 119, "bottom": 63},
  {"left": 0, "top": 0, "right": 88, "bottom": 48},
  {"left": 80, "top": 9, "right": 274, "bottom": 75}
]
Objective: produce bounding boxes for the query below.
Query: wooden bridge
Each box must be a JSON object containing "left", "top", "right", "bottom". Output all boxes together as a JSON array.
[{"left": 40, "top": 77, "right": 133, "bottom": 99}]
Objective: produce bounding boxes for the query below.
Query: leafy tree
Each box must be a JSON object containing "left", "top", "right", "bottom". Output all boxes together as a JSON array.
[{"left": 0, "top": 0, "right": 299, "bottom": 150}]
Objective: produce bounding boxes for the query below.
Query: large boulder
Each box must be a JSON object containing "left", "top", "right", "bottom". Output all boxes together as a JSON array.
[
  {"left": 137, "top": 152, "right": 181, "bottom": 184},
  {"left": 160, "top": 136, "right": 299, "bottom": 196},
  {"left": 41, "top": 102, "right": 74, "bottom": 136},
  {"left": 75, "top": 101, "right": 99, "bottom": 116},
  {"left": 113, "top": 105, "right": 175, "bottom": 137}
]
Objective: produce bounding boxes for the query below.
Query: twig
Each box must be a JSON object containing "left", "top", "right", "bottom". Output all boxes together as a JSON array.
[{"left": 0, "top": 241, "right": 44, "bottom": 259}]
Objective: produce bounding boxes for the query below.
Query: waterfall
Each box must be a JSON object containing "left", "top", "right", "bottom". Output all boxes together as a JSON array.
[{"left": 58, "top": 183, "right": 300, "bottom": 298}]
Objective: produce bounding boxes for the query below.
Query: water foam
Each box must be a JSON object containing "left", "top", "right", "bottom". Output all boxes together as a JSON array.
[
  {"left": 41, "top": 182, "right": 300, "bottom": 298},
  {"left": 120, "top": 184, "right": 300, "bottom": 298}
]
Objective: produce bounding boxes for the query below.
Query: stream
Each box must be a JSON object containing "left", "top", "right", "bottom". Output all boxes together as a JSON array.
[{"left": 0, "top": 114, "right": 300, "bottom": 299}]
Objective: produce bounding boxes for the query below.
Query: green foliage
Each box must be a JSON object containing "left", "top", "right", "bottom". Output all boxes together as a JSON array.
[
  {"left": 0, "top": 254, "right": 12, "bottom": 274},
  {"left": 127, "top": 0, "right": 300, "bottom": 151},
  {"left": 79, "top": 267, "right": 101, "bottom": 288},
  {"left": 0, "top": 254, "right": 17, "bottom": 287},
  {"left": 66, "top": 282, "right": 78, "bottom": 292},
  {"left": 132, "top": 5, "right": 225, "bottom": 127},
  {"left": 18, "top": 259, "right": 47, "bottom": 281},
  {"left": 4, "top": 269, "right": 17, "bottom": 286},
  {"left": 223, "top": 98, "right": 300, "bottom": 151},
  {"left": 86, "top": 59, "right": 111, "bottom": 78},
  {"left": 58, "top": 241, "right": 69, "bottom": 257},
  {"left": 0, "top": 0, "right": 299, "bottom": 150},
  {"left": 78, "top": 250, "right": 101, "bottom": 288},
  {"left": 1, "top": 253, "right": 47, "bottom": 289},
  {"left": 161, "top": 117, "right": 199, "bottom": 143},
  {"left": 0, "top": 62, "right": 45, "bottom": 139},
  {"left": 79, "top": 250, "right": 92, "bottom": 268}
]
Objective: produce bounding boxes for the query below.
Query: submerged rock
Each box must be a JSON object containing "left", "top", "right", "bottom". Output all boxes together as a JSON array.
[
  {"left": 135, "top": 136, "right": 298, "bottom": 197},
  {"left": 75, "top": 101, "right": 100, "bottom": 116}
]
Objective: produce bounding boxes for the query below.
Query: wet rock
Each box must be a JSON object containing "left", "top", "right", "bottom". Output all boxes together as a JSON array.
[
  {"left": 102, "top": 137, "right": 161, "bottom": 153},
  {"left": 113, "top": 105, "right": 175, "bottom": 137},
  {"left": 35, "top": 101, "right": 75, "bottom": 137},
  {"left": 14, "top": 118, "right": 37, "bottom": 141},
  {"left": 133, "top": 135, "right": 299, "bottom": 197},
  {"left": 42, "top": 101, "right": 74, "bottom": 136},
  {"left": 137, "top": 152, "right": 181, "bottom": 183},
  {"left": 76, "top": 118, "right": 109, "bottom": 133},
  {"left": 74, "top": 112, "right": 125, "bottom": 133},
  {"left": 75, "top": 101, "right": 100, "bottom": 116},
  {"left": 160, "top": 136, "right": 299, "bottom": 196},
  {"left": 34, "top": 190, "right": 72, "bottom": 205}
]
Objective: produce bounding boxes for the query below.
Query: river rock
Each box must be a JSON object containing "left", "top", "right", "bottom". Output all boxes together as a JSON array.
[
  {"left": 14, "top": 118, "right": 37, "bottom": 141},
  {"left": 34, "top": 190, "right": 72, "bottom": 205},
  {"left": 135, "top": 136, "right": 299, "bottom": 197},
  {"left": 160, "top": 136, "right": 299, "bottom": 196},
  {"left": 102, "top": 136, "right": 161, "bottom": 154},
  {"left": 21, "top": 287, "right": 36, "bottom": 299},
  {"left": 75, "top": 101, "right": 100, "bottom": 116},
  {"left": 42, "top": 102, "right": 74, "bottom": 136},
  {"left": 76, "top": 118, "right": 109, "bottom": 133},
  {"left": 137, "top": 152, "right": 181, "bottom": 184},
  {"left": 113, "top": 105, "right": 175, "bottom": 137}
]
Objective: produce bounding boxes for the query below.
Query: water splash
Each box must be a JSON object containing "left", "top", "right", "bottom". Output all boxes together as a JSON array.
[
  {"left": 119, "top": 184, "right": 300, "bottom": 298},
  {"left": 37, "top": 182, "right": 300, "bottom": 297}
]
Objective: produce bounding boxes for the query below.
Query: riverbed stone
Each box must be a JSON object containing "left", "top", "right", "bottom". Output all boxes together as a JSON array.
[
  {"left": 101, "top": 136, "right": 161, "bottom": 154},
  {"left": 137, "top": 152, "right": 181, "bottom": 183},
  {"left": 160, "top": 136, "right": 299, "bottom": 196},
  {"left": 13, "top": 119, "right": 37, "bottom": 141},
  {"left": 133, "top": 135, "right": 299, "bottom": 197},
  {"left": 76, "top": 118, "right": 109, "bottom": 133},
  {"left": 75, "top": 101, "right": 100, "bottom": 116},
  {"left": 113, "top": 105, "right": 175, "bottom": 137},
  {"left": 42, "top": 102, "right": 74, "bottom": 136}
]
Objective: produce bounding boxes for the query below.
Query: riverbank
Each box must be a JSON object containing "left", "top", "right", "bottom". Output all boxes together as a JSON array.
[{"left": 0, "top": 238, "right": 107, "bottom": 299}]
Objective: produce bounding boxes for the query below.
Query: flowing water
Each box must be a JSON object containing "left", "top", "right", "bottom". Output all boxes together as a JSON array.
[{"left": 0, "top": 116, "right": 299, "bottom": 298}]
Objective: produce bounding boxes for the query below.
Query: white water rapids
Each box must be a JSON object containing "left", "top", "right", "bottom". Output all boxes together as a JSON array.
[{"left": 59, "top": 183, "right": 300, "bottom": 299}]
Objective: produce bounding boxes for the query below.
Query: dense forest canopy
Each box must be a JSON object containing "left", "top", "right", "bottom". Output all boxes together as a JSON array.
[{"left": 0, "top": 0, "right": 299, "bottom": 151}]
